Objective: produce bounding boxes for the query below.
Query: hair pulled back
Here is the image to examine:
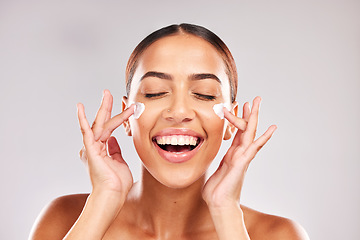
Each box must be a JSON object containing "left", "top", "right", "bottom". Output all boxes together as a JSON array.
[{"left": 125, "top": 23, "right": 238, "bottom": 103}]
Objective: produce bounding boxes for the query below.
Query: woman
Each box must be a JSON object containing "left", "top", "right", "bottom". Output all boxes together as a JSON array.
[{"left": 30, "top": 23, "right": 309, "bottom": 239}]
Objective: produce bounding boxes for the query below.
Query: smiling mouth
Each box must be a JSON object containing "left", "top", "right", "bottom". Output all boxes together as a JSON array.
[{"left": 152, "top": 135, "right": 202, "bottom": 153}]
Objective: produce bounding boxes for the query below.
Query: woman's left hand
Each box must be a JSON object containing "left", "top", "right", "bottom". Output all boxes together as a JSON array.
[{"left": 202, "top": 97, "right": 277, "bottom": 210}]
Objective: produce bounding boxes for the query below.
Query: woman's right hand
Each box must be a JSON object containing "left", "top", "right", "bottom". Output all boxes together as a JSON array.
[{"left": 77, "top": 89, "right": 134, "bottom": 202}]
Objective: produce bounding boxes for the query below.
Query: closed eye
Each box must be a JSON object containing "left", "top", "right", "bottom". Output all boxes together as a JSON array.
[
  {"left": 145, "top": 92, "right": 168, "bottom": 98},
  {"left": 193, "top": 93, "right": 216, "bottom": 101}
]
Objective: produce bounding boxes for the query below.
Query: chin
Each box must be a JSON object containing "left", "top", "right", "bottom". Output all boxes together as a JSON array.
[{"left": 150, "top": 166, "right": 207, "bottom": 189}]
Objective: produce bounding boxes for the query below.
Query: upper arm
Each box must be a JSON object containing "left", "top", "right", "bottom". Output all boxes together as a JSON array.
[{"left": 29, "top": 194, "right": 88, "bottom": 240}]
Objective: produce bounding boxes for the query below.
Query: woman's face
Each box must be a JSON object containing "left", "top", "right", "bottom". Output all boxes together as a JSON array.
[{"left": 125, "top": 34, "right": 236, "bottom": 188}]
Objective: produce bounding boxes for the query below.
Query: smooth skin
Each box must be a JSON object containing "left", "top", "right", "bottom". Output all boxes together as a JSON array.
[
  {"left": 30, "top": 35, "right": 309, "bottom": 240},
  {"left": 30, "top": 92, "right": 308, "bottom": 240}
]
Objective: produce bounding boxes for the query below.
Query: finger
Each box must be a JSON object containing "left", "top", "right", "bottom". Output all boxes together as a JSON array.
[
  {"left": 107, "top": 136, "right": 126, "bottom": 164},
  {"left": 99, "top": 104, "right": 135, "bottom": 142},
  {"left": 242, "top": 125, "right": 277, "bottom": 164},
  {"left": 242, "top": 96, "right": 261, "bottom": 147},
  {"left": 105, "top": 90, "right": 113, "bottom": 122},
  {"left": 92, "top": 90, "right": 113, "bottom": 141},
  {"left": 242, "top": 102, "right": 251, "bottom": 121},
  {"left": 77, "top": 103, "right": 94, "bottom": 146},
  {"left": 224, "top": 108, "right": 247, "bottom": 148},
  {"left": 224, "top": 108, "right": 247, "bottom": 131}
]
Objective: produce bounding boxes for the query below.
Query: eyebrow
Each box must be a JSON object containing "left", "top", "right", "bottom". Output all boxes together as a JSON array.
[
  {"left": 189, "top": 73, "right": 221, "bottom": 83},
  {"left": 140, "top": 71, "right": 221, "bottom": 84},
  {"left": 140, "top": 71, "right": 172, "bottom": 81}
]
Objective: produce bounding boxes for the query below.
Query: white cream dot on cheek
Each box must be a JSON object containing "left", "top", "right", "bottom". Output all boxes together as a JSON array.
[
  {"left": 133, "top": 102, "right": 145, "bottom": 119},
  {"left": 213, "top": 103, "right": 225, "bottom": 119},
  {"left": 213, "top": 103, "right": 231, "bottom": 119}
]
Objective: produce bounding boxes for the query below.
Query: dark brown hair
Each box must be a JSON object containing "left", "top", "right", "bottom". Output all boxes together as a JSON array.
[{"left": 125, "top": 23, "right": 238, "bottom": 102}]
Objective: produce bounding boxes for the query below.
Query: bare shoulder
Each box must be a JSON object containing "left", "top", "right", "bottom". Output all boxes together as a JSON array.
[
  {"left": 29, "top": 193, "right": 89, "bottom": 240},
  {"left": 241, "top": 205, "right": 310, "bottom": 240}
]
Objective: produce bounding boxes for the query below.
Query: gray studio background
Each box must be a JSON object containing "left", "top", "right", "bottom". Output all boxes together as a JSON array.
[{"left": 1, "top": 0, "right": 359, "bottom": 239}]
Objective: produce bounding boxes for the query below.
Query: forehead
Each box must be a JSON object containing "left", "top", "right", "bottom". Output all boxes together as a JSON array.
[{"left": 137, "top": 34, "right": 226, "bottom": 74}]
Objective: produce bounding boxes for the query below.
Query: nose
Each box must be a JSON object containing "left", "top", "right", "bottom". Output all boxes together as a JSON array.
[{"left": 162, "top": 93, "right": 195, "bottom": 123}]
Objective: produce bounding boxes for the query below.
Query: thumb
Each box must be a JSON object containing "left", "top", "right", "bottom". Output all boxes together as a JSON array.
[{"left": 107, "top": 136, "right": 126, "bottom": 164}]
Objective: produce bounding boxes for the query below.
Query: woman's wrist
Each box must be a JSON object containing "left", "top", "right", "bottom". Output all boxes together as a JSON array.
[
  {"left": 205, "top": 195, "right": 240, "bottom": 211},
  {"left": 89, "top": 189, "right": 126, "bottom": 214},
  {"left": 90, "top": 187, "right": 127, "bottom": 205},
  {"left": 64, "top": 191, "right": 125, "bottom": 240},
  {"left": 208, "top": 200, "right": 242, "bottom": 219},
  {"left": 208, "top": 201, "right": 250, "bottom": 240}
]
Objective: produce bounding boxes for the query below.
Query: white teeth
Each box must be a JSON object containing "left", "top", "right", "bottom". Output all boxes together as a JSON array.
[
  {"left": 156, "top": 135, "right": 199, "bottom": 146},
  {"left": 190, "top": 137, "right": 196, "bottom": 145},
  {"left": 171, "top": 137, "right": 177, "bottom": 145},
  {"left": 185, "top": 137, "right": 190, "bottom": 145},
  {"left": 178, "top": 136, "right": 185, "bottom": 145}
]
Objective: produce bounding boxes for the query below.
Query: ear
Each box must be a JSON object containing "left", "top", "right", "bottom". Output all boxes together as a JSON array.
[
  {"left": 223, "top": 101, "right": 238, "bottom": 140},
  {"left": 122, "top": 96, "right": 132, "bottom": 136}
]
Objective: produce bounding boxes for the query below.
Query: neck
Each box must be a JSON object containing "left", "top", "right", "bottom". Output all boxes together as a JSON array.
[{"left": 128, "top": 167, "right": 213, "bottom": 238}]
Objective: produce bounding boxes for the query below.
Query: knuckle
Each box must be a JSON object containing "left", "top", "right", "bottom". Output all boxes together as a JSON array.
[
  {"left": 79, "top": 147, "right": 88, "bottom": 161},
  {"left": 79, "top": 147, "right": 84, "bottom": 156},
  {"left": 80, "top": 127, "right": 86, "bottom": 135},
  {"left": 253, "top": 141, "right": 264, "bottom": 151}
]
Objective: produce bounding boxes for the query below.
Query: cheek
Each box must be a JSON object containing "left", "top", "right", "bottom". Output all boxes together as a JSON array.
[
  {"left": 129, "top": 103, "right": 160, "bottom": 136},
  {"left": 195, "top": 106, "right": 225, "bottom": 177},
  {"left": 197, "top": 103, "right": 227, "bottom": 158},
  {"left": 194, "top": 101, "right": 227, "bottom": 134},
  {"left": 129, "top": 109, "right": 158, "bottom": 171},
  {"left": 129, "top": 101, "right": 164, "bottom": 157}
]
